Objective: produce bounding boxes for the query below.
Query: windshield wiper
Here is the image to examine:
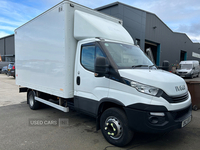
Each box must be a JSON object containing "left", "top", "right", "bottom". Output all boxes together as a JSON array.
[
  {"left": 149, "top": 64, "right": 155, "bottom": 69},
  {"left": 132, "top": 65, "right": 148, "bottom": 69},
  {"left": 149, "top": 65, "right": 157, "bottom": 69}
]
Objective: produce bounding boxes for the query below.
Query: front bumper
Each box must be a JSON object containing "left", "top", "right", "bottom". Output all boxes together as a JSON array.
[
  {"left": 176, "top": 72, "right": 192, "bottom": 78},
  {"left": 124, "top": 104, "right": 192, "bottom": 133}
]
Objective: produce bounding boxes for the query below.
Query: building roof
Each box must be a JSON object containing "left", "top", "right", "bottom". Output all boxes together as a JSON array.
[
  {"left": 96, "top": 1, "right": 199, "bottom": 44},
  {"left": 0, "top": 34, "right": 14, "bottom": 40}
]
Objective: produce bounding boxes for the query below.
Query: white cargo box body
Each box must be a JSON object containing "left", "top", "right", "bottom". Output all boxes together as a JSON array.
[{"left": 15, "top": 0, "right": 133, "bottom": 98}]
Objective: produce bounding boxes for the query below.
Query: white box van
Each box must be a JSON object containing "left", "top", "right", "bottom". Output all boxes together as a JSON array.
[
  {"left": 176, "top": 60, "right": 200, "bottom": 78},
  {"left": 15, "top": 0, "right": 192, "bottom": 146}
]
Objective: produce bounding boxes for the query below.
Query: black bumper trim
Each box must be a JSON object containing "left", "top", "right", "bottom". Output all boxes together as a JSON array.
[
  {"left": 124, "top": 104, "right": 192, "bottom": 133},
  {"left": 127, "top": 103, "right": 168, "bottom": 112}
]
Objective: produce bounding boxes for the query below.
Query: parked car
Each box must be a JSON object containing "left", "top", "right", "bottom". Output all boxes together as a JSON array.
[
  {"left": 1, "top": 66, "right": 8, "bottom": 74},
  {"left": 0, "top": 62, "right": 10, "bottom": 73},
  {"left": 7, "top": 63, "right": 15, "bottom": 78},
  {"left": 176, "top": 60, "right": 199, "bottom": 78}
]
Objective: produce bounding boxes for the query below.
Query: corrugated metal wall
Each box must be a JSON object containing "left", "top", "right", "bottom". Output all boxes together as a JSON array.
[
  {"left": 0, "top": 35, "right": 15, "bottom": 62},
  {"left": 145, "top": 13, "right": 200, "bottom": 65},
  {"left": 5, "top": 36, "right": 14, "bottom": 56},
  {"left": 0, "top": 39, "right": 4, "bottom": 56}
]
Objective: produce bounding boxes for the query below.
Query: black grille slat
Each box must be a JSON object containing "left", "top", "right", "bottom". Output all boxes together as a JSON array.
[
  {"left": 162, "top": 92, "right": 189, "bottom": 103},
  {"left": 171, "top": 93, "right": 189, "bottom": 102}
]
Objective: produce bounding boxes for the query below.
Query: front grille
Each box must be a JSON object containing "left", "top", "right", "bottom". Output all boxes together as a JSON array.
[
  {"left": 162, "top": 92, "right": 189, "bottom": 103},
  {"left": 178, "top": 72, "right": 187, "bottom": 76}
]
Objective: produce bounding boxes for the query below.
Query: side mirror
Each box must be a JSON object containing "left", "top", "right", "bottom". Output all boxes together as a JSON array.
[{"left": 95, "top": 57, "right": 109, "bottom": 77}]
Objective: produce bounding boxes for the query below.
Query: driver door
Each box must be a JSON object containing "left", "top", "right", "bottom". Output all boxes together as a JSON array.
[{"left": 74, "top": 41, "right": 110, "bottom": 115}]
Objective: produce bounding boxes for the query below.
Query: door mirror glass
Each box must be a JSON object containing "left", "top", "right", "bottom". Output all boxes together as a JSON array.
[{"left": 95, "top": 57, "right": 109, "bottom": 77}]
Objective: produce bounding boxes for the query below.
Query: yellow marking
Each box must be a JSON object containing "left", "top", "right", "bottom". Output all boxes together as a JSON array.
[
  {"left": 60, "top": 88, "right": 63, "bottom": 91},
  {"left": 110, "top": 123, "right": 116, "bottom": 131},
  {"left": 108, "top": 132, "right": 110, "bottom": 135}
]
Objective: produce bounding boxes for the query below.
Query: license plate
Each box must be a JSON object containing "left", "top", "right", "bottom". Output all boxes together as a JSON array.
[{"left": 182, "top": 116, "right": 192, "bottom": 127}]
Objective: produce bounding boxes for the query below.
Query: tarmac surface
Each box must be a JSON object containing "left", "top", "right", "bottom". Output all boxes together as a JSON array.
[{"left": 0, "top": 74, "right": 200, "bottom": 150}]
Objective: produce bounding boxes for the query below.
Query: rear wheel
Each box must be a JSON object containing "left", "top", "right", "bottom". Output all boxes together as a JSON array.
[
  {"left": 28, "top": 91, "right": 40, "bottom": 110},
  {"left": 100, "top": 107, "right": 133, "bottom": 147}
]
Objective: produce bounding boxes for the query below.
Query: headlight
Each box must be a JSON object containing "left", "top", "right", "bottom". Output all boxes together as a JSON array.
[
  {"left": 131, "top": 81, "right": 159, "bottom": 96},
  {"left": 124, "top": 78, "right": 160, "bottom": 96}
]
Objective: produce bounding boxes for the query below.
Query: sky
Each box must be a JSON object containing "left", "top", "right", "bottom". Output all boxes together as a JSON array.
[{"left": 0, "top": 0, "right": 200, "bottom": 43}]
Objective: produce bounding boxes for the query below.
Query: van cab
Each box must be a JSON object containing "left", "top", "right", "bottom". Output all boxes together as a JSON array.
[{"left": 176, "top": 60, "right": 199, "bottom": 78}]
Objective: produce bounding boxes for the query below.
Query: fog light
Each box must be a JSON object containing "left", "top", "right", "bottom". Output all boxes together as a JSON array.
[
  {"left": 149, "top": 116, "right": 159, "bottom": 124},
  {"left": 150, "top": 112, "right": 165, "bottom": 116}
]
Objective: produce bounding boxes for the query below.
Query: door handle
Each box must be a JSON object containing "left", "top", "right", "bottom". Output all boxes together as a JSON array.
[{"left": 76, "top": 76, "right": 80, "bottom": 85}]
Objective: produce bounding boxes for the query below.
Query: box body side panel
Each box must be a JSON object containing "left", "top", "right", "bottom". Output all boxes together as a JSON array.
[{"left": 15, "top": 3, "right": 74, "bottom": 98}]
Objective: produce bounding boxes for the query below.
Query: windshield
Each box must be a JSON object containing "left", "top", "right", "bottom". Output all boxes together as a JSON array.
[
  {"left": 179, "top": 64, "right": 192, "bottom": 69},
  {"left": 103, "top": 42, "right": 155, "bottom": 69}
]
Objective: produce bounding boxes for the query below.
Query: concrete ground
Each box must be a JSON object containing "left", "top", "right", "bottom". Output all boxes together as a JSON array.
[{"left": 0, "top": 74, "right": 200, "bottom": 150}]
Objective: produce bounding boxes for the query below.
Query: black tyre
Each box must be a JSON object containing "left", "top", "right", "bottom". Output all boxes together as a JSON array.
[
  {"left": 28, "top": 91, "right": 40, "bottom": 110},
  {"left": 100, "top": 107, "right": 133, "bottom": 147}
]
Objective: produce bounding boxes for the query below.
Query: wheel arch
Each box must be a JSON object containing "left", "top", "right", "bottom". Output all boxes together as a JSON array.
[
  {"left": 97, "top": 98, "right": 125, "bottom": 115},
  {"left": 96, "top": 98, "right": 125, "bottom": 130}
]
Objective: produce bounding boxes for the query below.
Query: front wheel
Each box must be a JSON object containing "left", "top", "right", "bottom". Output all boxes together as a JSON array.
[{"left": 100, "top": 107, "right": 133, "bottom": 147}]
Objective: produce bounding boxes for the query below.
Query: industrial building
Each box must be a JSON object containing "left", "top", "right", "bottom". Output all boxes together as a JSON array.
[
  {"left": 0, "top": 34, "right": 15, "bottom": 62},
  {"left": 0, "top": 1, "right": 200, "bottom": 67},
  {"left": 96, "top": 2, "right": 200, "bottom": 66}
]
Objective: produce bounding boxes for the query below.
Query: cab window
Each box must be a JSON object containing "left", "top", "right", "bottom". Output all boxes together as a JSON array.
[
  {"left": 81, "top": 45, "right": 105, "bottom": 72},
  {"left": 81, "top": 46, "right": 95, "bottom": 72}
]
